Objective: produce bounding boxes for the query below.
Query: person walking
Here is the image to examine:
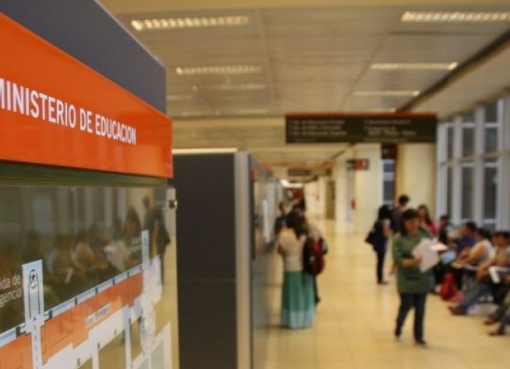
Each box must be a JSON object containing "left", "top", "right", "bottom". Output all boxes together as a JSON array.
[
  {"left": 277, "top": 212, "right": 315, "bottom": 329},
  {"left": 370, "top": 205, "right": 392, "bottom": 285},
  {"left": 391, "top": 194, "right": 410, "bottom": 233},
  {"left": 393, "top": 209, "right": 433, "bottom": 346}
]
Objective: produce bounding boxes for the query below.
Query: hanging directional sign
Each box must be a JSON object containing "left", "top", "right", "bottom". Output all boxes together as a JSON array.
[{"left": 286, "top": 113, "right": 437, "bottom": 144}]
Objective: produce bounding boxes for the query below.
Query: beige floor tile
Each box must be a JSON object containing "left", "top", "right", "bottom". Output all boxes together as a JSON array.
[{"left": 257, "top": 219, "right": 508, "bottom": 369}]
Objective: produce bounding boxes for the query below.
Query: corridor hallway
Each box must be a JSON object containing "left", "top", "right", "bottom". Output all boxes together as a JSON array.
[{"left": 262, "top": 219, "right": 510, "bottom": 369}]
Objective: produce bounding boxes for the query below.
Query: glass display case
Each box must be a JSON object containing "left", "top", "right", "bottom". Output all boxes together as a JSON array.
[{"left": 0, "top": 177, "right": 178, "bottom": 369}]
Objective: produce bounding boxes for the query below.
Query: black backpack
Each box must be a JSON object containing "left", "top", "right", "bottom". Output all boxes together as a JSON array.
[{"left": 365, "top": 221, "right": 384, "bottom": 248}]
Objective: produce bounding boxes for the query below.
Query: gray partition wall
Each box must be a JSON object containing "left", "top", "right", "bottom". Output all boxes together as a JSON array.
[
  {"left": 170, "top": 151, "right": 279, "bottom": 369},
  {"left": 0, "top": 0, "right": 166, "bottom": 112}
]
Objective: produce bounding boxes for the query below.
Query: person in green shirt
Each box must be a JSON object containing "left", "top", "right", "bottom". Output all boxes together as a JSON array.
[{"left": 393, "top": 208, "right": 433, "bottom": 346}]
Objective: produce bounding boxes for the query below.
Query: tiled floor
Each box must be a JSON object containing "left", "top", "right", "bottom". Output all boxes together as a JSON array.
[{"left": 263, "top": 219, "right": 510, "bottom": 369}]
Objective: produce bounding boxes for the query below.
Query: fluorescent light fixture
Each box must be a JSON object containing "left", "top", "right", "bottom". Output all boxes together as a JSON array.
[
  {"left": 131, "top": 16, "right": 249, "bottom": 31},
  {"left": 354, "top": 91, "right": 420, "bottom": 97},
  {"left": 371, "top": 108, "right": 397, "bottom": 113},
  {"left": 203, "top": 83, "right": 267, "bottom": 91},
  {"left": 280, "top": 179, "right": 304, "bottom": 188},
  {"left": 166, "top": 95, "right": 194, "bottom": 101},
  {"left": 402, "top": 11, "right": 510, "bottom": 23},
  {"left": 176, "top": 65, "right": 262, "bottom": 75},
  {"left": 371, "top": 63, "right": 458, "bottom": 71},
  {"left": 228, "top": 108, "right": 269, "bottom": 115},
  {"left": 176, "top": 111, "right": 206, "bottom": 117}
]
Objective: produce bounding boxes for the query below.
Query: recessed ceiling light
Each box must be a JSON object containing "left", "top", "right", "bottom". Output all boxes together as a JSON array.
[
  {"left": 203, "top": 83, "right": 267, "bottom": 91},
  {"left": 166, "top": 95, "right": 194, "bottom": 101},
  {"left": 224, "top": 108, "right": 269, "bottom": 115},
  {"left": 354, "top": 91, "right": 420, "bottom": 97},
  {"left": 371, "top": 63, "right": 458, "bottom": 71},
  {"left": 131, "top": 16, "right": 250, "bottom": 31},
  {"left": 401, "top": 11, "right": 510, "bottom": 23},
  {"left": 371, "top": 108, "right": 398, "bottom": 113},
  {"left": 176, "top": 65, "right": 262, "bottom": 75},
  {"left": 176, "top": 111, "right": 206, "bottom": 117}
]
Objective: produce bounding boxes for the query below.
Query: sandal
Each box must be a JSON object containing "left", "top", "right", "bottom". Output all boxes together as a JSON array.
[
  {"left": 484, "top": 317, "right": 497, "bottom": 326},
  {"left": 488, "top": 330, "right": 505, "bottom": 336}
]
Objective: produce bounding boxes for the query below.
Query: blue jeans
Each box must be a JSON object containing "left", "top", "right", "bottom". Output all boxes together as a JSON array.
[
  {"left": 396, "top": 293, "right": 427, "bottom": 340},
  {"left": 459, "top": 282, "right": 490, "bottom": 310}
]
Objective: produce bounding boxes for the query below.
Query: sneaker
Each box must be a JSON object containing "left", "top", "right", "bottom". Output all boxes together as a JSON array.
[
  {"left": 489, "top": 330, "right": 505, "bottom": 337},
  {"left": 448, "top": 306, "right": 467, "bottom": 316},
  {"left": 415, "top": 339, "right": 427, "bottom": 346},
  {"left": 394, "top": 326, "right": 402, "bottom": 339}
]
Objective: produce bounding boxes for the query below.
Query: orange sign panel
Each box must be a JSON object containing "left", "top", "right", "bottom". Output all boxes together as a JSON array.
[{"left": 0, "top": 13, "right": 173, "bottom": 178}]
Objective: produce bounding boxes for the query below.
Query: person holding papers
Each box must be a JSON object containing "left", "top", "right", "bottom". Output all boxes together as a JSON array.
[{"left": 393, "top": 209, "right": 433, "bottom": 346}]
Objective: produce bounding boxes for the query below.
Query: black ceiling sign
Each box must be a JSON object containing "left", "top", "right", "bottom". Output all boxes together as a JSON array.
[
  {"left": 288, "top": 168, "right": 312, "bottom": 177},
  {"left": 286, "top": 113, "right": 437, "bottom": 144}
]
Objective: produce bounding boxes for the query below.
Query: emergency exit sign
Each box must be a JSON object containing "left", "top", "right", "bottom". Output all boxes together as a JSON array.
[{"left": 347, "top": 159, "right": 370, "bottom": 171}]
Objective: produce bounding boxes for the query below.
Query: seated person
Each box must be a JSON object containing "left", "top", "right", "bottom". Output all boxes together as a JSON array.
[
  {"left": 447, "top": 222, "right": 478, "bottom": 289},
  {"left": 485, "top": 276, "right": 510, "bottom": 329},
  {"left": 438, "top": 215, "right": 455, "bottom": 246},
  {"left": 52, "top": 234, "right": 87, "bottom": 299},
  {"left": 451, "top": 228, "right": 493, "bottom": 289},
  {"left": 453, "top": 221, "right": 478, "bottom": 254},
  {"left": 454, "top": 228, "right": 493, "bottom": 267},
  {"left": 433, "top": 215, "right": 456, "bottom": 289},
  {"left": 449, "top": 231, "right": 510, "bottom": 316},
  {"left": 487, "top": 277, "right": 510, "bottom": 336}
]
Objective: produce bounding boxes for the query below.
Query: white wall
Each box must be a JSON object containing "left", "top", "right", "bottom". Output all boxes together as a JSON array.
[
  {"left": 396, "top": 144, "right": 436, "bottom": 215},
  {"left": 304, "top": 177, "right": 329, "bottom": 217},
  {"left": 335, "top": 150, "right": 354, "bottom": 222},
  {"left": 335, "top": 145, "right": 382, "bottom": 234},
  {"left": 353, "top": 145, "right": 382, "bottom": 234}
]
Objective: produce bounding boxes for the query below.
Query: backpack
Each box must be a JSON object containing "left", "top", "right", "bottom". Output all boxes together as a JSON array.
[
  {"left": 303, "top": 237, "right": 325, "bottom": 276},
  {"left": 365, "top": 221, "right": 383, "bottom": 248},
  {"left": 440, "top": 272, "right": 458, "bottom": 301}
]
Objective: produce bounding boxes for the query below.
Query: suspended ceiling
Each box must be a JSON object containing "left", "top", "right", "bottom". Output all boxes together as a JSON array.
[{"left": 102, "top": 1, "right": 510, "bottom": 168}]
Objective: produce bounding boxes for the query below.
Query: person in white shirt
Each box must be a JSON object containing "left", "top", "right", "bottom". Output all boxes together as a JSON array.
[{"left": 277, "top": 212, "right": 315, "bottom": 329}]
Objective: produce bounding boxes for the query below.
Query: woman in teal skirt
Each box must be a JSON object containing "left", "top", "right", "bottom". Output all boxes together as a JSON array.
[{"left": 277, "top": 212, "right": 315, "bottom": 329}]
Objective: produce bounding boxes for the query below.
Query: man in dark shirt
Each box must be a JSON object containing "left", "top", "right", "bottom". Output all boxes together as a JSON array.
[
  {"left": 455, "top": 221, "right": 478, "bottom": 253},
  {"left": 391, "top": 195, "right": 410, "bottom": 233}
]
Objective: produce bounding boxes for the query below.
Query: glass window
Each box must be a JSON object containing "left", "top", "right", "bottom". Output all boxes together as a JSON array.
[
  {"left": 484, "top": 160, "right": 498, "bottom": 221},
  {"left": 447, "top": 125, "right": 455, "bottom": 160},
  {"left": 485, "top": 127, "right": 499, "bottom": 153},
  {"left": 447, "top": 166, "right": 453, "bottom": 217},
  {"left": 384, "top": 162, "right": 394, "bottom": 172},
  {"left": 462, "top": 111, "right": 475, "bottom": 123},
  {"left": 461, "top": 165, "right": 474, "bottom": 220},
  {"left": 462, "top": 126, "right": 475, "bottom": 157},
  {"left": 485, "top": 101, "right": 499, "bottom": 123},
  {"left": 0, "top": 184, "right": 173, "bottom": 340},
  {"left": 382, "top": 160, "right": 395, "bottom": 206},
  {"left": 483, "top": 222, "right": 497, "bottom": 231},
  {"left": 383, "top": 182, "right": 394, "bottom": 206}
]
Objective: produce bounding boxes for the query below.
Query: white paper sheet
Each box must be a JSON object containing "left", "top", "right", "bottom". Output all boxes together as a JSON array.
[
  {"left": 431, "top": 243, "right": 449, "bottom": 252},
  {"left": 412, "top": 239, "right": 440, "bottom": 272},
  {"left": 489, "top": 266, "right": 510, "bottom": 284}
]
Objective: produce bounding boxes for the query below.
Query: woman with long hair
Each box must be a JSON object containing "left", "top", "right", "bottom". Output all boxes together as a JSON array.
[
  {"left": 417, "top": 204, "right": 438, "bottom": 236},
  {"left": 277, "top": 212, "right": 315, "bottom": 329}
]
